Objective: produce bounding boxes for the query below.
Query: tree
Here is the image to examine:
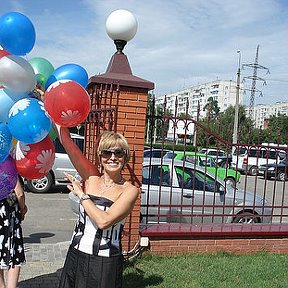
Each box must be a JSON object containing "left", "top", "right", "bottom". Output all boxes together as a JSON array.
[
  {"left": 203, "top": 97, "right": 220, "bottom": 119},
  {"left": 218, "top": 105, "right": 252, "bottom": 143},
  {"left": 265, "top": 114, "right": 288, "bottom": 144}
]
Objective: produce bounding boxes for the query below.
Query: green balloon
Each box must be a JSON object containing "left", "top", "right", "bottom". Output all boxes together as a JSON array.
[
  {"left": 36, "top": 73, "right": 46, "bottom": 88},
  {"left": 29, "top": 57, "right": 54, "bottom": 86},
  {"left": 49, "top": 127, "right": 57, "bottom": 141}
]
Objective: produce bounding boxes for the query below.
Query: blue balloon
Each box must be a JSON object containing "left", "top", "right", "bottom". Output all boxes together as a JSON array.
[
  {"left": 0, "top": 12, "right": 36, "bottom": 55},
  {"left": 0, "top": 89, "right": 31, "bottom": 123},
  {"left": 7, "top": 98, "right": 51, "bottom": 144},
  {"left": 0, "top": 122, "right": 12, "bottom": 163},
  {"left": 3, "top": 88, "right": 31, "bottom": 102},
  {"left": 0, "top": 89, "right": 15, "bottom": 123},
  {"left": 45, "top": 63, "right": 88, "bottom": 89}
]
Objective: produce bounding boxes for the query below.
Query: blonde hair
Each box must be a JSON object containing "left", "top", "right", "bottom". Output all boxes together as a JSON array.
[{"left": 97, "top": 131, "right": 130, "bottom": 166}]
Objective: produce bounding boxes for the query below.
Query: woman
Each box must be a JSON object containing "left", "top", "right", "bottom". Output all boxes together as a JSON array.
[
  {"left": 0, "top": 178, "right": 27, "bottom": 288},
  {"left": 57, "top": 126, "right": 139, "bottom": 288}
]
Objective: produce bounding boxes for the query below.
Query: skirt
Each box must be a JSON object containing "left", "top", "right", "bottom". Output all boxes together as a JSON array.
[
  {"left": 58, "top": 246, "right": 124, "bottom": 288},
  {"left": 0, "top": 193, "right": 26, "bottom": 269}
]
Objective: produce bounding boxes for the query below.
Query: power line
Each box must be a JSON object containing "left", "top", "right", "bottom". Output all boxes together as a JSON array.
[{"left": 242, "top": 45, "right": 270, "bottom": 120}]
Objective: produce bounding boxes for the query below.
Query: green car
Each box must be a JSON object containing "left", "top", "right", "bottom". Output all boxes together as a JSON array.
[{"left": 164, "top": 151, "right": 241, "bottom": 187}]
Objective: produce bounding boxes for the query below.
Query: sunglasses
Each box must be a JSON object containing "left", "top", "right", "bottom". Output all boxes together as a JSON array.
[{"left": 100, "top": 148, "right": 126, "bottom": 158}]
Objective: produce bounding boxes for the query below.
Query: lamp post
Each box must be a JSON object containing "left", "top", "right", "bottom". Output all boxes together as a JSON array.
[
  {"left": 105, "top": 9, "right": 138, "bottom": 54},
  {"left": 232, "top": 50, "right": 241, "bottom": 144}
]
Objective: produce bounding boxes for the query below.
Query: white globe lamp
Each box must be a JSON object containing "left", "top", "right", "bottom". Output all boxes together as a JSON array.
[{"left": 106, "top": 9, "right": 138, "bottom": 53}]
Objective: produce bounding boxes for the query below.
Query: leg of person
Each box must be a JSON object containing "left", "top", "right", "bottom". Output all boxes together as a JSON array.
[
  {"left": 0, "top": 269, "right": 5, "bottom": 288},
  {"left": 6, "top": 266, "right": 20, "bottom": 288}
]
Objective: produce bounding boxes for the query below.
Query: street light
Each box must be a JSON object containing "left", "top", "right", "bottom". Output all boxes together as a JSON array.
[
  {"left": 105, "top": 9, "right": 138, "bottom": 54},
  {"left": 232, "top": 50, "right": 241, "bottom": 144}
]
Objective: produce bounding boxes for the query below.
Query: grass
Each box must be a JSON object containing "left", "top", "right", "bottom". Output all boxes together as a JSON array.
[{"left": 123, "top": 251, "right": 288, "bottom": 288}]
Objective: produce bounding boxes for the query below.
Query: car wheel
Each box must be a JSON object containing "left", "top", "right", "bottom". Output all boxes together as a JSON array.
[
  {"left": 277, "top": 171, "right": 287, "bottom": 182},
  {"left": 232, "top": 212, "right": 260, "bottom": 224},
  {"left": 26, "top": 172, "right": 54, "bottom": 193},
  {"left": 225, "top": 177, "right": 236, "bottom": 188},
  {"left": 249, "top": 166, "right": 258, "bottom": 176}
]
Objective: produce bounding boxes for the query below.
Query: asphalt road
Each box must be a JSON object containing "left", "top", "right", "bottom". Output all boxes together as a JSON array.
[{"left": 22, "top": 186, "right": 77, "bottom": 244}]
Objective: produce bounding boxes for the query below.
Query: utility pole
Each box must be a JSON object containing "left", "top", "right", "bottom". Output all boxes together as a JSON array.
[
  {"left": 233, "top": 50, "right": 241, "bottom": 144},
  {"left": 242, "top": 45, "right": 270, "bottom": 121}
]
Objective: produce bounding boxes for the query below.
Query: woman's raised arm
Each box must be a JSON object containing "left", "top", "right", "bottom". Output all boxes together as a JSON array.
[{"left": 55, "top": 124, "right": 100, "bottom": 180}]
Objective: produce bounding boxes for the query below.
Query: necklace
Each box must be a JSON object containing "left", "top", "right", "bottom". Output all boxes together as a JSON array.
[{"left": 100, "top": 176, "right": 123, "bottom": 196}]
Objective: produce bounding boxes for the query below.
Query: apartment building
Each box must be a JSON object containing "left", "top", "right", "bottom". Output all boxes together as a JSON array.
[
  {"left": 245, "top": 102, "right": 288, "bottom": 129},
  {"left": 155, "top": 80, "right": 243, "bottom": 119}
]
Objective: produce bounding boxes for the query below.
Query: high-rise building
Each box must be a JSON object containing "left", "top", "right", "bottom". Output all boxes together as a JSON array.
[
  {"left": 245, "top": 102, "right": 288, "bottom": 129},
  {"left": 155, "top": 79, "right": 243, "bottom": 119}
]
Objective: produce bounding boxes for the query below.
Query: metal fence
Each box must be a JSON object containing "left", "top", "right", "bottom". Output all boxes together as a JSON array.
[{"left": 141, "top": 96, "right": 288, "bottom": 225}]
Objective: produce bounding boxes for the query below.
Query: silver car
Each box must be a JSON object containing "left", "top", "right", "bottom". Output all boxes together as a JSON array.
[
  {"left": 25, "top": 133, "right": 84, "bottom": 193},
  {"left": 141, "top": 159, "right": 272, "bottom": 224}
]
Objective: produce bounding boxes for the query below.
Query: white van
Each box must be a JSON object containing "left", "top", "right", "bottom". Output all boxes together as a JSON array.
[{"left": 232, "top": 146, "right": 281, "bottom": 176}]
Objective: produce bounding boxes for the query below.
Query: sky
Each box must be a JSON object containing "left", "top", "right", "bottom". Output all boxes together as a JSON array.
[{"left": 0, "top": 0, "right": 287, "bottom": 106}]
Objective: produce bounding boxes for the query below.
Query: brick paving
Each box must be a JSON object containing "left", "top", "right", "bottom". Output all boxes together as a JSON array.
[{"left": 17, "top": 241, "right": 70, "bottom": 288}]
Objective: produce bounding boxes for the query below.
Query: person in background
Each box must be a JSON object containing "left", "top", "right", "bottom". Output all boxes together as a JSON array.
[
  {"left": 56, "top": 125, "right": 139, "bottom": 288},
  {"left": 0, "top": 178, "right": 27, "bottom": 288}
]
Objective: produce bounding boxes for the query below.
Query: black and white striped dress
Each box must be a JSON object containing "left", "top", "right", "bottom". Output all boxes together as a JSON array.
[{"left": 59, "top": 195, "right": 125, "bottom": 288}]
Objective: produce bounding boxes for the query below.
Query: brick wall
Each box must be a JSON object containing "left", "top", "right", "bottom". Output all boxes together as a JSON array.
[
  {"left": 147, "top": 238, "right": 288, "bottom": 254},
  {"left": 115, "top": 87, "right": 148, "bottom": 252},
  {"left": 86, "top": 83, "right": 149, "bottom": 252}
]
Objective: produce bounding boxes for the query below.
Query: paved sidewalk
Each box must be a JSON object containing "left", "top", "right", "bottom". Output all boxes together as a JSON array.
[{"left": 17, "top": 241, "right": 70, "bottom": 288}]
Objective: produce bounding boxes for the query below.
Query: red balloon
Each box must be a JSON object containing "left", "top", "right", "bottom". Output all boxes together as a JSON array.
[
  {"left": 13, "top": 136, "right": 55, "bottom": 179},
  {"left": 44, "top": 80, "right": 90, "bottom": 127},
  {"left": 0, "top": 49, "right": 10, "bottom": 59}
]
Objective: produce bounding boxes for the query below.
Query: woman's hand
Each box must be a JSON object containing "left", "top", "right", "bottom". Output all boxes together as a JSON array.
[{"left": 64, "top": 172, "right": 85, "bottom": 198}]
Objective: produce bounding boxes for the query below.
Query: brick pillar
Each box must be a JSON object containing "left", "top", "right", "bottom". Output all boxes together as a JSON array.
[{"left": 87, "top": 52, "right": 154, "bottom": 251}]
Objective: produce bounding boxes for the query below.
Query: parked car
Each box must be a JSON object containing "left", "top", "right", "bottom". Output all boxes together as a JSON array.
[
  {"left": 258, "top": 158, "right": 288, "bottom": 181},
  {"left": 25, "top": 134, "right": 84, "bottom": 193},
  {"left": 141, "top": 159, "right": 272, "bottom": 224},
  {"left": 198, "top": 148, "right": 232, "bottom": 168},
  {"left": 143, "top": 148, "right": 169, "bottom": 159},
  {"left": 231, "top": 146, "right": 282, "bottom": 176},
  {"left": 164, "top": 151, "right": 240, "bottom": 187}
]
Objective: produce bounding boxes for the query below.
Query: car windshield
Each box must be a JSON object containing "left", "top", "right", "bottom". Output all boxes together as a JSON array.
[
  {"left": 163, "top": 152, "right": 176, "bottom": 159},
  {"left": 175, "top": 165, "right": 219, "bottom": 192}
]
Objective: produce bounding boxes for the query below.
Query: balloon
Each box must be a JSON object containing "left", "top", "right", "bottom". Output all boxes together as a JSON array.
[
  {"left": 0, "top": 123, "right": 12, "bottom": 162},
  {"left": 44, "top": 80, "right": 90, "bottom": 127},
  {"left": 45, "top": 63, "right": 88, "bottom": 89},
  {"left": 8, "top": 98, "right": 51, "bottom": 144},
  {"left": 0, "top": 54, "right": 36, "bottom": 92},
  {"left": 0, "top": 155, "right": 17, "bottom": 200},
  {"left": 2, "top": 88, "right": 31, "bottom": 102},
  {"left": 0, "top": 89, "right": 14, "bottom": 123},
  {"left": 0, "top": 88, "right": 31, "bottom": 123},
  {"left": 29, "top": 57, "right": 54, "bottom": 88},
  {"left": 0, "top": 48, "right": 10, "bottom": 59},
  {"left": 0, "top": 12, "right": 36, "bottom": 55},
  {"left": 49, "top": 127, "right": 57, "bottom": 141},
  {"left": 13, "top": 136, "right": 55, "bottom": 179},
  {"left": 36, "top": 74, "right": 46, "bottom": 88}
]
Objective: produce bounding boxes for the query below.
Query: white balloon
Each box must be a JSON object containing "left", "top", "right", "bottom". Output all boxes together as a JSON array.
[
  {"left": 0, "top": 55, "right": 36, "bottom": 93},
  {"left": 106, "top": 9, "right": 138, "bottom": 42}
]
